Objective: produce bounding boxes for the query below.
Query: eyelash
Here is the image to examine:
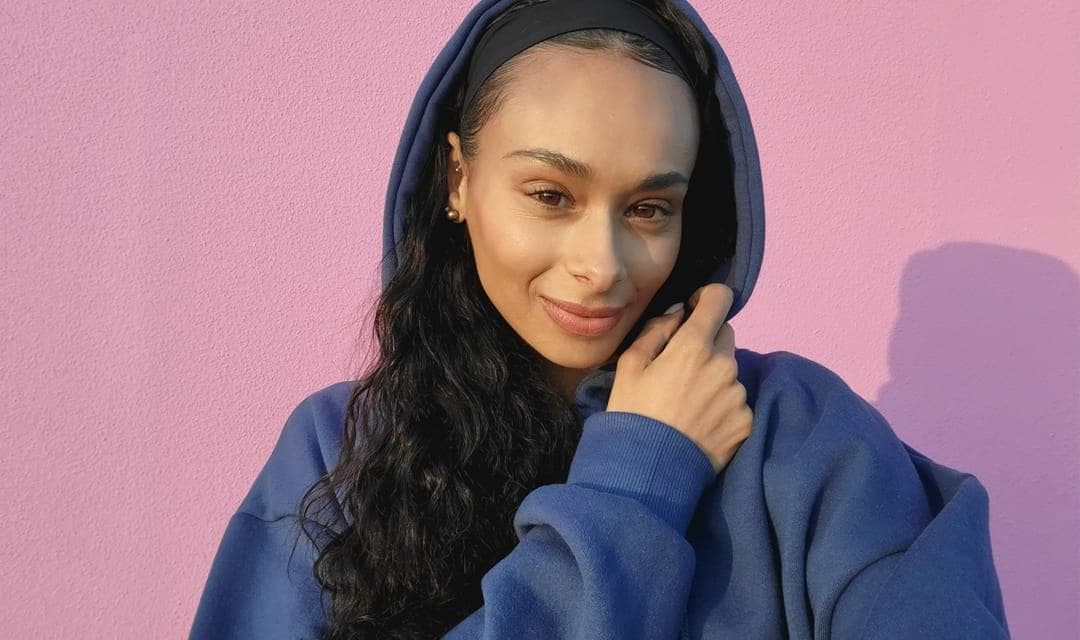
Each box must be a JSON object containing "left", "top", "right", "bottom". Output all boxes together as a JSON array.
[{"left": 526, "top": 188, "right": 674, "bottom": 222}]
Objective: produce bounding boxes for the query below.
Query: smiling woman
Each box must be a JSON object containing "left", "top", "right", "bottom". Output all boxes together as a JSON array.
[
  {"left": 188, "top": 1, "right": 1010, "bottom": 639},
  {"left": 444, "top": 42, "right": 701, "bottom": 396}
]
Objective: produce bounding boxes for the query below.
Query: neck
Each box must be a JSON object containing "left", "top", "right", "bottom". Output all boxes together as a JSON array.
[
  {"left": 548, "top": 364, "right": 592, "bottom": 404},
  {"left": 547, "top": 349, "right": 623, "bottom": 402}
]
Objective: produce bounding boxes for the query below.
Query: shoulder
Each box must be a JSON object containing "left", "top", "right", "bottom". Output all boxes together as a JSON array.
[
  {"left": 734, "top": 348, "right": 904, "bottom": 464},
  {"left": 733, "top": 349, "right": 960, "bottom": 555},
  {"left": 736, "top": 349, "right": 934, "bottom": 553},
  {"left": 724, "top": 351, "right": 1006, "bottom": 638},
  {"left": 736, "top": 347, "right": 856, "bottom": 400},
  {"left": 237, "top": 380, "right": 359, "bottom": 522},
  {"left": 294, "top": 379, "right": 358, "bottom": 463}
]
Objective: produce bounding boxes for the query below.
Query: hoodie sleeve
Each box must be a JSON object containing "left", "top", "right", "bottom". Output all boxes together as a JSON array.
[
  {"left": 756, "top": 352, "right": 1010, "bottom": 639},
  {"left": 443, "top": 410, "right": 715, "bottom": 640},
  {"left": 188, "top": 384, "right": 351, "bottom": 640},
  {"left": 826, "top": 457, "right": 1011, "bottom": 639}
]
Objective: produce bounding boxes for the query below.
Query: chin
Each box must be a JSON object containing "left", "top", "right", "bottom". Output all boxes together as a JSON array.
[
  {"left": 543, "top": 348, "right": 611, "bottom": 371},
  {"left": 530, "top": 331, "right": 623, "bottom": 371}
]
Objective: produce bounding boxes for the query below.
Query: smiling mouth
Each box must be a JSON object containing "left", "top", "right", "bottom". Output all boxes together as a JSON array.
[{"left": 540, "top": 297, "right": 624, "bottom": 337}]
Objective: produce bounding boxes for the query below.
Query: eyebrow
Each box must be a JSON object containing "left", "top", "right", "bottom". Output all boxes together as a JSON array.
[{"left": 502, "top": 147, "right": 690, "bottom": 191}]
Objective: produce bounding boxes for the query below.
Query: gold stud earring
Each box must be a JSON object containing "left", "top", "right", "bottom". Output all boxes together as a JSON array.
[{"left": 446, "top": 164, "right": 463, "bottom": 222}]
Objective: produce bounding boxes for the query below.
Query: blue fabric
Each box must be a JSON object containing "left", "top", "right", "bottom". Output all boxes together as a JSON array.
[{"left": 189, "top": 0, "right": 1010, "bottom": 637}]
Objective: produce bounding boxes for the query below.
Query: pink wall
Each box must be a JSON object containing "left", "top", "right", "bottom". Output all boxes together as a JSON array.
[{"left": 2, "top": 1, "right": 1076, "bottom": 637}]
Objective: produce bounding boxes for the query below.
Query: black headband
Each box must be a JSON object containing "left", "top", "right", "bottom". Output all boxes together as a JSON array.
[{"left": 463, "top": 0, "right": 695, "bottom": 109}]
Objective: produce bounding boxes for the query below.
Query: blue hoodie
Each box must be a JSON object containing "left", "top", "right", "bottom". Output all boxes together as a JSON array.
[{"left": 189, "top": 1, "right": 1011, "bottom": 638}]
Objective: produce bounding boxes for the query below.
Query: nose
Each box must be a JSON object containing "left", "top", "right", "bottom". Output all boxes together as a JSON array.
[{"left": 565, "top": 208, "right": 628, "bottom": 291}]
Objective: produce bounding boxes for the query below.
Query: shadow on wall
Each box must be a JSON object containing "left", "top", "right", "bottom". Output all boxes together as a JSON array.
[{"left": 872, "top": 241, "right": 1080, "bottom": 640}]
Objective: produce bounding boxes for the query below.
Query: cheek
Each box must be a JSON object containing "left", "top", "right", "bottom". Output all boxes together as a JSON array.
[
  {"left": 467, "top": 211, "right": 554, "bottom": 302},
  {"left": 631, "top": 229, "right": 682, "bottom": 292}
]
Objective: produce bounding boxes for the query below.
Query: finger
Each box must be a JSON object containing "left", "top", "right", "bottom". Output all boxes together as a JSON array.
[
  {"left": 629, "top": 303, "right": 684, "bottom": 363},
  {"left": 685, "top": 283, "right": 734, "bottom": 344},
  {"left": 689, "top": 285, "right": 705, "bottom": 308}
]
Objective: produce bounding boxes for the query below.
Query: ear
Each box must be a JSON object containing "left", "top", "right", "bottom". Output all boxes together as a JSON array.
[{"left": 446, "top": 131, "right": 467, "bottom": 221}]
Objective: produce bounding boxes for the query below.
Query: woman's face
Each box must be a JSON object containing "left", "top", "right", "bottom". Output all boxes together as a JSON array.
[{"left": 446, "top": 45, "right": 700, "bottom": 394}]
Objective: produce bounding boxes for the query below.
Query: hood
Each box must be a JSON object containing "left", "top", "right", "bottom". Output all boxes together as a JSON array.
[{"left": 380, "top": 0, "right": 764, "bottom": 323}]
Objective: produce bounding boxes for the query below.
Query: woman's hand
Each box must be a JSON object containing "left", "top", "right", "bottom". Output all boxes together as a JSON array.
[{"left": 607, "top": 283, "right": 753, "bottom": 474}]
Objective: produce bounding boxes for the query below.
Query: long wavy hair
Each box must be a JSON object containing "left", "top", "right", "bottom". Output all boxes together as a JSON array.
[{"left": 295, "top": 1, "right": 736, "bottom": 637}]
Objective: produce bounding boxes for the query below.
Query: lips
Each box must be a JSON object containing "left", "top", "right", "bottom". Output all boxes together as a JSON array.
[{"left": 540, "top": 296, "right": 625, "bottom": 337}]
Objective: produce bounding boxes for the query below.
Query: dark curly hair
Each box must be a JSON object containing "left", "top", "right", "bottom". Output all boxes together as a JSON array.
[{"left": 294, "top": 1, "right": 736, "bottom": 637}]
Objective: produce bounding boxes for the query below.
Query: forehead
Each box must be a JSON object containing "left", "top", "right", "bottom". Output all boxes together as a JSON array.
[{"left": 479, "top": 46, "right": 700, "bottom": 176}]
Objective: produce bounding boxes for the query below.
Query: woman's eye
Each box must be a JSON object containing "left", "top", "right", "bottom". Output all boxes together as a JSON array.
[
  {"left": 528, "top": 189, "right": 569, "bottom": 208},
  {"left": 527, "top": 188, "right": 673, "bottom": 224},
  {"left": 629, "top": 204, "right": 674, "bottom": 223}
]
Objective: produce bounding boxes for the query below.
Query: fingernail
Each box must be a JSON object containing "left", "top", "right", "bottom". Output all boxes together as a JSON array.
[{"left": 663, "top": 302, "right": 684, "bottom": 315}]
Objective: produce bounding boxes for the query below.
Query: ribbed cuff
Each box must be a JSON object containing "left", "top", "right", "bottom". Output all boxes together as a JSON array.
[{"left": 566, "top": 411, "right": 715, "bottom": 534}]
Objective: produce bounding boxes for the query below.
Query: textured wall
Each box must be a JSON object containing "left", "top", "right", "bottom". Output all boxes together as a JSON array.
[{"left": 2, "top": 1, "right": 1076, "bottom": 638}]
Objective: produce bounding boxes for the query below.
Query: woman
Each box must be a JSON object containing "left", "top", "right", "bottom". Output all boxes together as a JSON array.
[{"left": 189, "top": 1, "right": 1010, "bottom": 638}]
